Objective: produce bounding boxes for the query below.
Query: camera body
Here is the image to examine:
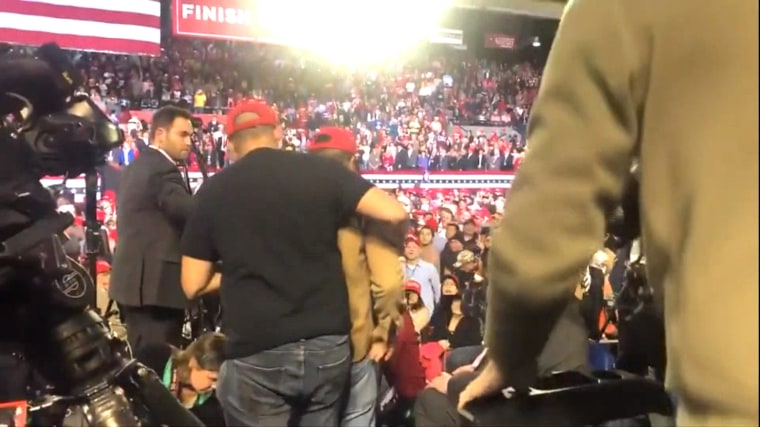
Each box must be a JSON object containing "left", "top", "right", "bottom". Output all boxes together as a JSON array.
[{"left": 0, "top": 44, "right": 203, "bottom": 427}]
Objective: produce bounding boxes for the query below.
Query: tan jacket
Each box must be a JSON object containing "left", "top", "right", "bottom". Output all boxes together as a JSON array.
[
  {"left": 486, "top": 1, "right": 757, "bottom": 425},
  {"left": 338, "top": 224, "right": 404, "bottom": 362}
]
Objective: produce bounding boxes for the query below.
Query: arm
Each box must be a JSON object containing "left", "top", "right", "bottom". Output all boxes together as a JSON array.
[
  {"left": 412, "top": 308, "right": 430, "bottom": 334},
  {"left": 486, "top": 0, "right": 642, "bottom": 390},
  {"left": 181, "top": 257, "right": 216, "bottom": 299},
  {"left": 154, "top": 169, "right": 193, "bottom": 225},
  {"left": 364, "top": 229, "right": 405, "bottom": 344},
  {"left": 429, "top": 267, "right": 442, "bottom": 307},
  {"left": 355, "top": 187, "right": 408, "bottom": 223},
  {"left": 328, "top": 158, "right": 408, "bottom": 224},
  {"left": 180, "top": 185, "right": 220, "bottom": 299}
]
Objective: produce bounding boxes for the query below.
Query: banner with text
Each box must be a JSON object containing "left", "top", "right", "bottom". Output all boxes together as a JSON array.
[
  {"left": 456, "top": 125, "right": 523, "bottom": 144},
  {"left": 484, "top": 33, "right": 516, "bottom": 49},
  {"left": 429, "top": 28, "right": 464, "bottom": 46},
  {"left": 173, "top": 0, "right": 294, "bottom": 44}
]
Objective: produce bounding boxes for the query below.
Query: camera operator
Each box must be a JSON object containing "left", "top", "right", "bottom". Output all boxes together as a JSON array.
[
  {"left": 458, "top": 1, "right": 758, "bottom": 426},
  {"left": 134, "top": 332, "right": 226, "bottom": 426}
]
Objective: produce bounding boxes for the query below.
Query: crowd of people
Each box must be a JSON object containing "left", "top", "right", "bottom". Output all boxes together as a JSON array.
[
  {"left": 55, "top": 104, "right": 622, "bottom": 427},
  {"left": 66, "top": 37, "right": 539, "bottom": 172}
]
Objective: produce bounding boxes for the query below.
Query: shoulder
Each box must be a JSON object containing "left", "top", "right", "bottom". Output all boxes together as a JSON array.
[
  {"left": 131, "top": 149, "right": 173, "bottom": 174},
  {"left": 420, "top": 260, "right": 437, "bottom": 273}
]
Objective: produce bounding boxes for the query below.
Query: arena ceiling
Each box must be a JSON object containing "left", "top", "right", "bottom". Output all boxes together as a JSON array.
[{"left": 452, "top": 0, "right": 566, "bottom": 19}]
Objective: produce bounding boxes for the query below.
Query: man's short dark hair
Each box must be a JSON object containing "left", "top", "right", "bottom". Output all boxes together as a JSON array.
[{"left": 149, "top": 106, "right": 193, "bottom": 142}]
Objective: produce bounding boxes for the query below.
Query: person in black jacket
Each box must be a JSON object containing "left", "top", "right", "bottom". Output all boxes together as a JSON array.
[
  {"left": 109, "top": 106, "right": 195, "bottom": 351},
  {"left": 423, "top": 276, "right": 482, "bottom": 352},
  {"left": 135, "top": 332, "right": 226, "bottom": 426}
]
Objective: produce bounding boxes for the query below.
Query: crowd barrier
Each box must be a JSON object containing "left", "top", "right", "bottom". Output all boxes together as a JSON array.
[{"left": 41, "top": 171, "right": 515, "bottom": 201}]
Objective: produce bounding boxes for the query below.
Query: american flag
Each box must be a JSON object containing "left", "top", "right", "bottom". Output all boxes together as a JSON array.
[{"left": 0, "top": 0, "right": 161, "bottom": 55}]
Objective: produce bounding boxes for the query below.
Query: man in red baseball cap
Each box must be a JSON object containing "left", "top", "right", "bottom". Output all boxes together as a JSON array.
[
  {"left": 181, "top": 102, "right": 408, "bottom": 426},
  {"left": 223, "top": 100, "right": 283, "bottom": 163},
  {"left": 307, "top": 126, "right": 405, "bottom": 427}
]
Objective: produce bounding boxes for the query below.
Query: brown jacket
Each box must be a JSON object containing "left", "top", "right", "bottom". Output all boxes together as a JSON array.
[
  {"left": 338, "top": 223, "right": 404, "bottom": 362},
  {"left": 486, "top": 1, "right": 757, "bottom": 425}
]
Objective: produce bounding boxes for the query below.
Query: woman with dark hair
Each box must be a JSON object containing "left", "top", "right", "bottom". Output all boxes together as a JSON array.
[
  {"left": 135, "top": 332, "right": 226, "bottom": 426},
  {"left": 404, "top": 280, "right": 430, "bottom": 333},
  {"left": 424, "top": 276, "right": 483, "bottom": 352}
]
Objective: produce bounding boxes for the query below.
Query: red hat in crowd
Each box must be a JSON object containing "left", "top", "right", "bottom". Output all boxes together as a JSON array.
[
  {"left": 226, "top": 101, "right": 279, "bottom": 137},
  {"left": 424, "top": 218, "right": 438, "bottom": 231},
  {"left": 102, "top": 190, "right": 116, "bottom": 203},
  {"left": 404, "top": 280, "right": 422, "bottom": 295},
  {"left": 96, "top": 259, "right": 111, "bottom": 275},
  {"left": 405, "top": 234, "right": 421, "bottom": 247},
  {"left": 307, "top": 127, "right": 357, "bottom": 155}
]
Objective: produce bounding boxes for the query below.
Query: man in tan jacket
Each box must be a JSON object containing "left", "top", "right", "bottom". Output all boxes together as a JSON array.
[
  {"left": 307, "top": 127, "right": 405, "bottom": 427},
  {"left": 459, "top": 1, "right": 758, "bottom": 426}
]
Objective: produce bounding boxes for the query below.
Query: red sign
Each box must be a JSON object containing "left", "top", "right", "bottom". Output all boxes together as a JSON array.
[
  {"left": 484, "top": 33, "right": 516, "bottom": 49},
  {"left": 172, "top": 0, "right": 290, "bottom": 44},
  {"left": 0, "top": 401, "right": 27, "bottom": 427}
]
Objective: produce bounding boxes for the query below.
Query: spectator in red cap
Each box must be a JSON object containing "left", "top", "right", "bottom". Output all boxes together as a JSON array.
[
  {"left": 307, "top": 126, "right": 405, "bottom": 427},
  {"left": 180, "top": 101, "right": 408, "bottom": 427},
  {"left": 95, "top": 259, "right": 111, "bottom": 315},
  {"left": 404, "top": 280, "right": 430, "bottom": 333}
]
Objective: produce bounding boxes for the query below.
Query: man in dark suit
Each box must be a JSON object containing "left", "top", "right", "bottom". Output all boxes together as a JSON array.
[
  {"left": 109, "top": 106, "right": 195, "bottom": 351},
  {"left": 459, "top": 1, "right": 758, "bottom": 426}
]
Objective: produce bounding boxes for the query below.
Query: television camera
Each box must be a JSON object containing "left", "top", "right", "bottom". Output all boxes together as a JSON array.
[{"left": 0, "top": 43, "right": 203, "bottom": 426}]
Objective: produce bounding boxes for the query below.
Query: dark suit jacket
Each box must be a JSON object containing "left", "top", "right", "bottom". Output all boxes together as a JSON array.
[
  {"left": 109, "top": 148, "right": 193, "bottom": 309},
  {"left": 485, "top": 1, "right": 758, "bottom": 424}
]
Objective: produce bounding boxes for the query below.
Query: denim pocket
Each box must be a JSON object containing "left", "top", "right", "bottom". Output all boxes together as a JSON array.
[{"left": 310, "top": 344, "right": 351, "bottom": 411}]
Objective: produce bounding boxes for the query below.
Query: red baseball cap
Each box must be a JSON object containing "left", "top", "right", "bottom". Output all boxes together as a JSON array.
[
  {"left": 307, "top": 127, "right": 357, "bottom": 155},
  {"left": 405, "top": 280, "right": 422, "bottom": 295},
  {"left": 405, "top": 234, "right": 421, "bottom": 247},
  {"left": 226, "top": 101, "right": 279, "bottom": 137},
  {"left": 96, "top": 260, "right": 111, "bottom": 275}
]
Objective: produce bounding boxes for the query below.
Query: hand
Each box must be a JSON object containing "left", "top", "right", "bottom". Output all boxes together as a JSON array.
[
  {"left": 426, "top": 372, "right": 452, "bottom": 394},
  {"left": 451, "top": 364, "right": 475, "bottom": 376},
  {"left": 368, "top": 342, "right": 392, "bottom": 363},
  {"left": 457, "top": 361, "right": 506, "bottom": 410},
  {"left": 438, "top": 340, "right": 451, "bottom": 351}
]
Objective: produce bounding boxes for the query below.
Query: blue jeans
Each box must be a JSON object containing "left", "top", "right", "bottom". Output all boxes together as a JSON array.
[
  {"left": 341, "top": 357, "right": 378, "bottom": 427},
  {"left": 216, "top": 335, "right": 351, "bottom": 427}
]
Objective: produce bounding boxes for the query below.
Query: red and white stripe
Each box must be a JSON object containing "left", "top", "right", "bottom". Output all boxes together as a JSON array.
[{"left": 0, "top": 0, "right": 161, "bottom": 55}]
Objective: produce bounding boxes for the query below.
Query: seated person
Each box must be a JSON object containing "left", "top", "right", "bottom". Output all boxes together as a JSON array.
[
  {"left": 404, "top": 280, "right": 430, "bottom": 333},
  {"left": 423, "top": 276, "right": 483, "bottom": 352},
  {"left": 134, "top": 332, "right": 226, "bottom": 426},
  {"left": 414, "top": 301, "right": 589, "bottom": 427}
]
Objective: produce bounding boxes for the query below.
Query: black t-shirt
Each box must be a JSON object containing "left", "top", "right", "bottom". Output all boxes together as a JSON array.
[{"left": 181, "top": 148, "right": 374, "bottom": 359}]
